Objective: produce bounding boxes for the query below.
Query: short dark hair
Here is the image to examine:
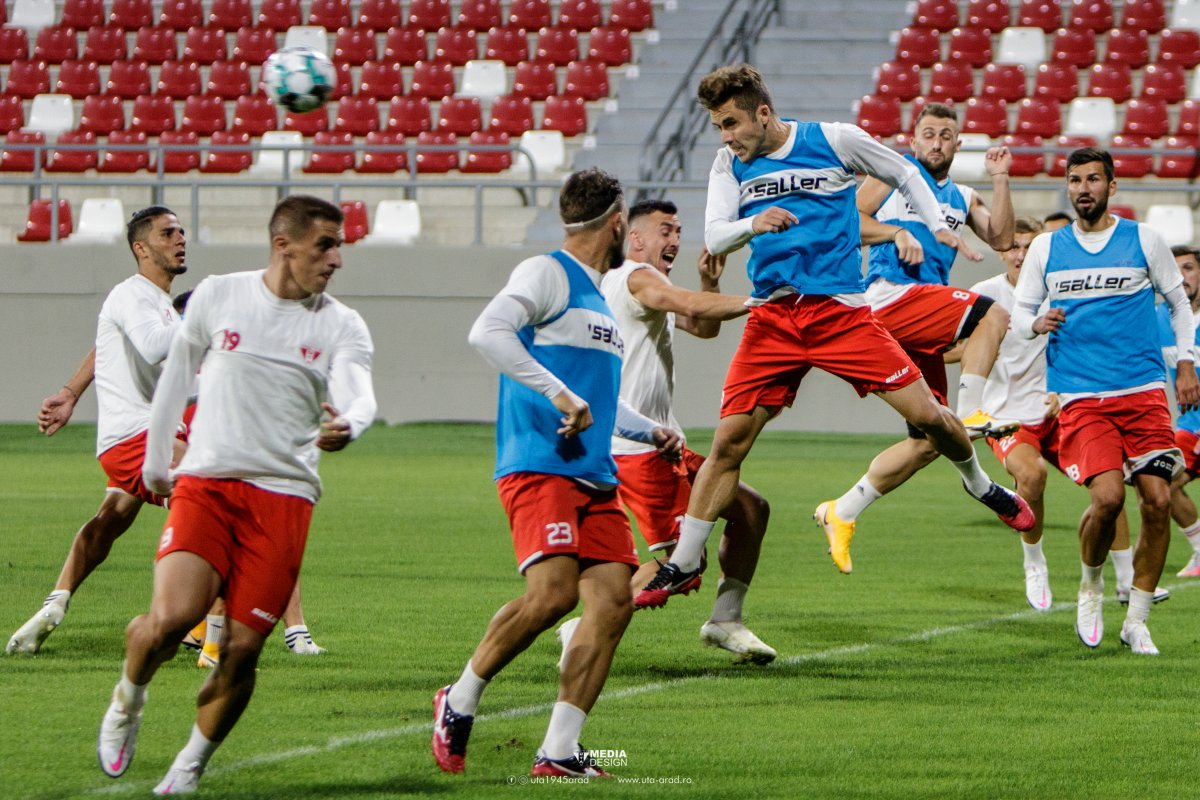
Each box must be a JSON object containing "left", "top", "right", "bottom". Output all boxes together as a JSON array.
[
  {"left": 1064, "top": 147, "right": 1114, "bottom": 183},
  {"left": 1043, "top": 211, "right": 1073, "bottom": 224},
  {"left": 559, "top": 168, "right": 623, "bottom": 228},
  {"left": 628, "top": 199, "right": 678, "bottom": 225},
  {"left": 269, "top": 195, "right": 343, "bottom": 240},
  {"left": 1171, "top": 244, "right": 1200, "bottom": 261},
  {"left": 127, "top": 205, "right": 175, "bottom": 251},
  {"left": 172, "top": 289, "right": 193, "bottom": 315},
  {"left": 1014, "top": 216, "right": 1043, "bottom": 235},
  {"left": 697, "top": 63, "right": 774, "bottom": 116},
  {"left": 913, "top": 101, "right": 957, "bottom": 129}
]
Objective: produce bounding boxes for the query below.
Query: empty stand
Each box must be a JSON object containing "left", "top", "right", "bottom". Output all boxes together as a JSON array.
[{"left": 98, "top": 129, "right": 148, "bottom": 171}]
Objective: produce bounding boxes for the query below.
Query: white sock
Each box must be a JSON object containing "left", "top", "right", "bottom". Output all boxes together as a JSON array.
[
  {"left": 446, "top": 661, "right": 488, "bottom": 716},
  {"left": 951, "top": 453, "right": 993, "bottom": 497},
  {"left": 956, "top": 374, "right": 986, "bottom": 417},
  {"left": 1080, "top": 561, "right": 1104, "bottom": 593},
  {"left": 539, "top": 702, "right": 586, "bottom": 761},
  {"left": 670, "top": 515, "right": 715, "bottom": 573},
  {"left": 1183, "top": 520, "right": 1200, "bottom": 552},
  {"left": 1110, "top": 548, "right": 1134, "bottom": 590},
  {"left": 1124, "top": 587, "right": 1154, "bottom": 626},
  {"left": 1021, "top": 540, "right": 1046, "bottom": 569},
  {"left": 709, "top": 578, "right": 748, "bottom": 623},
  {"left": 834, "top": 476, "right": 882, "bottom": 522},
  {"left": 115, "top": 669, "right": 148, "bottom": 711},
  {"left": 45, "top": 589, "right": 71, "bottom": 609},
  {"left": 170, "top": 723, "right": 219, "bottom": 772},
  {"left": 204, "top": 614, "right": 224, "bottom": 648}
]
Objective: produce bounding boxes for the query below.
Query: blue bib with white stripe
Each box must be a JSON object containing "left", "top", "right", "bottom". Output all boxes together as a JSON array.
[{"left": 1156, "top": 301, "right": 1200, "bottom": 431}]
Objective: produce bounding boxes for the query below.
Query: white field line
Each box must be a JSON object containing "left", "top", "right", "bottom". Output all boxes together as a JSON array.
[{"left": 88, "top": 580, "right": 1197, "bottom": 795}]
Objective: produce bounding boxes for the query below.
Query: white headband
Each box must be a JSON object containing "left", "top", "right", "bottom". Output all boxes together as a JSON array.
[{"left": 562, "top": 198, "right": 622, "bottom": 232}]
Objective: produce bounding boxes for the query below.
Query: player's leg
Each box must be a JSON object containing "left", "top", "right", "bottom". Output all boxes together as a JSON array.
[
  {"left": 955, "top": 301, "right": 1011, "bottom": 420},
  {"left": 1121, "top": 471, "right": 1173, "bottom": 655},
  {"left": 1171, "top": 470, "right": 1200, "bottom": 575},
  {"left": 1108, "top": 509, "right": 1169, "bottom": 604},
  {"left": 1075, "top": 470, "right": 1125, "bottom": 648},
  {"left": 7, "top": 490, "right": 143, "bottom": 654},
  {"left": 282, "top": 579, "right": 324, "bottom": 655},
  {"left": 195, "top": 598, "right": 225, "bottom": 668},
  {"left": 1003, "top": 442, "right": 1052, "bottom": 609}
]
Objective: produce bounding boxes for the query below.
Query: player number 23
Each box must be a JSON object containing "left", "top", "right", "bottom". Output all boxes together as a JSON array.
[{"left": 545, "top": 521, "right": 574, "bottom": 545}]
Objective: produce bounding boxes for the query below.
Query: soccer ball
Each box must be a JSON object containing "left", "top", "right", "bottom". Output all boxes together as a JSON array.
[{"left": 263, "top": 47, "right": 336, "bottom": 114}]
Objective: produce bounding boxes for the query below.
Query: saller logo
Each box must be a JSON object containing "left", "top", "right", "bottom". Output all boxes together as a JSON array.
[
  {"left": 1054, "top": 274, "right": 1132, "bottom": 292},
  {"left": 885, "top": 366, "right": 910, "bottom": 383},
  {"left": 748, "top": 175, "right": 827, "bottom": 198}
]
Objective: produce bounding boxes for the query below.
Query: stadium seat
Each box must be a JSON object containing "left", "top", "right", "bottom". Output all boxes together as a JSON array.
[
  {"left": 206, "top": 59, "right": 252, "bottom": 98},
  {"left": 157, "top": 128, "right": 200, "bottom": 171},
  {"left": 183, "top": 26, "right": 227, "bottom": 63},
  {"left": 966, "top": 0, "right": 1011, "bottom": 31},
  {"left": 201, "top": 129, "right": 251, "bottom": 172},
  {"left": 1086, "top": 62, "right": 1130, "bottom": 102},
  {"left": 460, "top": 59, "right": 507, "bottom": 99},
  {"left": 386, "top": 94, "right": 431, "bottom": 134},
  {"left": 333, "top": 94, "right": 379, "bottom": 134},
  {"left": 355, "top": 129, "right": 407, "bottom": 172},
  {"left": 1, "top": 130, "right": 45, "bottom": 170},
  {"left": 563, "top": 59, "right": 608, "bottom": 100},
  {"left": 511, "top": 128, "right": 563, "bottom": 174},
  {"left": 557, "top": 0, "right": 601, "bottom": 31},
  {"left": 180, "top": 94, "right": 226, "bottom": 134},
  {"left": 457, "top": 0, "right": 501, "bottom": 31},
  {"left": 1015, "top": 95, "right": 1061, "bottom": 136},
  {"left": 360, "top": 199, "right": 420, "bottom": 245},
  {"left": 460, "top": 128, "right": 510, "bottom": 172},
  {"left": 1109, "top": 132, "right": 1153, "bottom": 177},
  {"left": 1120, "top": 0, "right": 1165, "bottom": 32},
  {"left": 586, "top": 25, "right": 631, "bottom": 66},
  {"left": 1032, "top": 61, "right": 1077, "bottom": 102},
  {"left": 1156, "top": 28, "right": 1200, "bottom": 69},
  {"left": 0, "top": 27, "right": 29, "bottom": 62},
  {"left": 508, "top": 0, "right": 551, "bottom": 30},
  {"left": 302, "top": 129, "right": 354, "bottom": 172},
  {"left": 436, "top": 95, "right": 482, "bottom": 134},
  {"left": 231, "top": 93, "right": 277, "bottom": 134},
  {"left": 512, "top": 59, "right": 557, "bottom": 99},
  {"left": 1107, "top": 202, "right": 1136, "bottom": 219},
  {"left": 1047, "top": 133, "right": 1097, "bottom": 175},
  {"left": 157, "top": 59, "right": 202, "bottom": 98},
  {"left": 108, "top": 0, "right": 152, "bottom": 30},
  {"left": 80, "top": 25, "right": 124, "bottom": 63},
  {"left": 257, "top": 0, "right": 301, "bottom": 30},
  {"left": 981, "top": 63, "right": 1026, "bottom": 101},
  {"left": 1191, "top": 68, "right": 1200, "bottom": 101},
  {"left": 1103, "top": 27, "right": 1148, "bottom": 67},
  {"left": 1157, "top": 135, "right": 1198, "bottom": 178},
  {"left": 1121, "top": 97, "right": 1169, "bottom": 138},
  {"left": 16, "top": 198, "right": 72, "bottom": 241},
  {"left": 1065, "top": 96, "right": 1115, "bottom": 137},
  {"left": 129, "top": 94, "right": 175, "bottom": 134},
  {"left": 33, "top": 26, "right": 78, "bottom": 64},
  {"left": 608, "top": 0, "right": 653, "bottom": 32},
  {"left": 535, "top": 25, "right": 579, "bottom": 65},
  {"left": 928, "top": 61, "right": 974, "bottom": 102},
  {"left": 1003, "top": 132, "right": 1045, "bottom": 174},
  {"left": 329, "top": 59, "right": 353, "bottom": 99},
  {"left": 357, "top": 0, "right": 398, "bottom": 30},
  {"left": 856, "top": 94, "right": 903, "bottom": 138},
  {"left": 6, "top": 59, "right": 49, "bottom": 97},
  {"left": 415, "top": 129, "right": 457, "bottom": 172},
  {"left": 249, "top": 129, "right": 303, "bottom": 174},
  {"left": 873, "top": 60, "right": 921, "bottom": 100},
  {"left": 433, "top": 26, "right": 478, "bottom": 65},
  {"left": 308, "top": 0, "right": 351, "bottom": 30},
  {"left": 541, "top": 93, "right": 586, "bottom": 136},
  {"left": 488, "top": 92, "right": 533, "bottom": 134},
  {"left": 105, "top": 60, "right": 152, "bottom": 99},
  {"left": 946, "top": 27, "right": 992, "bottom": 67},
  {"left": 283, "top": 25, "right": 328, "bottom": 54},
  {"left": 408, "top": 0, "right": 450, "bottom": 29},
  {"left": 98, "top": 129, "right": 148, "bottom": 171},
  {"left": 0, "top": 94, "right": 26, "bottom": 133},
  {"left": 233, "top": 27, "right": 278, "bottom": 63},
  {"left": 209, "top": 0, "right": 252, "bottom": 29},
  {"left": 383, "top": 26, "right": 427, "bottom": 64},
  {"left": 1173, "top": 0, "right": 1200, "bottom": 27},
  {"left": 340, "top": 200, "right": 369, "bottom": 242},
  {"left": 79, "top": 93, "right": 124, "bottom": 134},
  {"left": 995, "top": 26, "right": 1046, "bottom": 69},
  {"left": 911, "top": 0, "right": 959, "bottom": 30},
  {"left": 1052, "top": 27, "right": 1095, "bottom": 66},
  {"left": 159, "top": 0, "right": 202, "bottom": 29},
  {"left": 68, "top": 197, "right": 125, "bottom": 243},
  {"left": 25, "top": 92, "right": 74, "bottom": 136},
  {"left": 8, "top": 0, "right": 53, "bottom": 33},
  {"left": 283, "top": 106, "right": 330, "bottom": 134},
  {"left": 133, "top": 26, "right": 178, "bottom": 63},
  {"left": 1145, "top": 204, "right": 1194, "bottom": 245},
  {"left": 1177, "top": 100, "right": 1200, "bottom": 138},
  {"left": 409, "top": 59, "right": 455, "bottom": 98},
  {"left": 55, "top": 59, "right": 100, "bottom": 98},
  {"left": 333, "top": 26, "right": 376, "bottom": 64},
  {"left": 1069, "top": 0, "right": 1112, "bottom": 31},
  {"left": 948, "top": 132, "right": 994, "bottom": 180},
  {"left": 485, "top": 25, "right": 529, "bottom": 65},
  {"left": 1139, "top": 63, "right": 1185, "bottom": 104},
  {"left": 358, "top": 59, "right": 403, "bottom": 98},
  {"left": 45, "top": 129, "right": 97, "bottom": 172},
  {"left": 62, "top": 0, "right": 105, "bottom": 29},
  {"left": 962, "top": 96, "right": 1008, "bottom": 136},
  {"left": 893, "top": 25, "right": 940, "bottom": 66}
]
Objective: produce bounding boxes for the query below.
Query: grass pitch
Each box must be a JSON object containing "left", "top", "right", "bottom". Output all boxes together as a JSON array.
[{"left": 2, "top": 422, "right": 1198, "bottom": 799}]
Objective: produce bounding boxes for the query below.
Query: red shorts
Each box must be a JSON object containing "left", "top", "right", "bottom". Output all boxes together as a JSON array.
[
  {"left": 1058, "top": 390, "right": 1178, "bottom": 485},
  {"left": 1176, "top": 428, "right": 1200, "bottom": 475},
  {"left": 720, "top": 296, "right": 922, "bottom": 417},
  {"left": 615, "top": 448, "right": 706, "bottom": 551},
  {"left": 497, "top": 472, "right": 638, "bottom": 573},
  {"left": 988, "top": 416, "right": 1063, "bottom": 472},
  {"left": 99, "top": 432, "right": 166, "bottom": 506},
  {"left": 872, "top": 284, "right": 980, "bottom": 353},
  {"left": 157, "top": 476, "right": 314, "bottom": 635}
]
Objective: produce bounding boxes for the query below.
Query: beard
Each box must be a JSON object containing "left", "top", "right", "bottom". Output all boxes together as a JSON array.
[{"left": 1072, "top": 193, "right": 1108, "bottom": 224}]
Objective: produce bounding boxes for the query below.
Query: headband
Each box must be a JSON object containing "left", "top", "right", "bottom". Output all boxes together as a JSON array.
[{"left": 562, "top": 197, "right": 621, "bottom": 232}]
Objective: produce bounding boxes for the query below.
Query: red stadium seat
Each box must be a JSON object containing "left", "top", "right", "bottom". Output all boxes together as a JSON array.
[
  {"left": 109, "top": 0, "right": 153, "bottom": 30},
  {"left": 359, "top": 60, "right": 403, "bottom": 98},
  {"left": 981, "top": 63, "right": 1026, "bottom": 101},
  {"left": 1069, "top": 0, "right": 1112, "bottom": 31},
  {"left": 157, "top": 129, "right": 200, "bottom": 172},
  {"left": 436, "top": 95, "right": 482, "bottom": 134},
  {"left": 233, "top": 25, "right": 278, "bottom": 62},
  {"left": 133, "top": 26, "right": 178, "bottom": 63},
  {"left": 257, "top": 0, "right": 301, "bottom": 30},
  {"left": 1157, "top": 29, "right": 1200, "bottom": 69},
  {"left": 79, "top": 93, "right": 124, "bottom": 133},
  {"left": 966, "top": 0, "right": 1011, "bottom": 30},
  {"left": 541, "top": 93, "right": 586, "bottom": 136},
  {"left": 1047, "top": 133, "right": 1096, "bottom": 175},
  {"left": 283, "top": 106, "right": 329, "bottom": 134},
  {"left": 946, "top": 26, "right": 991, "bottom": 67},
  {"left": 608, "top": 0, "right": 653, "bottom": 32},
  {"left": 415, "top": 129, "right": 457, "bottom": 172},
  {"left": 557, "top": 0, "right": 600, "bottom": 31},
  {"left": 460, "top": 129, "right": 510, "bottom": 172},
  {"left": 512, "top": 59, "right": 557, "bottom": 99},
  {"left": 356, "top": 129, "right": 407, "bottom": 172},
  {"left": 55, "top": 58, "right": 100, "bottom": 98},
  {"left": 963, "top": 96, "right": 1008, "bottom": 136},
  {"left": 485, "top": 25, "right": 528, "bottom": 65},
  {"left": 1003, "top": 132, "right": 1045, "bottom": 175},
  {"left": 98, "top": 129, "right": 148, "bottom": 172},
  {"left": 874, "top": 60, "right": 921, "bottom": 101},
  {"left": 409, "top": 60, "right": 455, "bottom": 98},
  {"left": 333, "top": 94, "right": 379, "bottom": 134},
  {"left": 130, "top": 94, "right": 176, "bottom": 134},
  {"left": 928, "top": 61, "right": 974, "bottom": 102},
  {"left": 340, "top": 200, "right": 369, "bottom": 242},
  {"left": 1121, "top": 97, "right": 1168, "bottom": 138},
  {"left": 383, "top": 26, "right": 427, "bottom": 64},
  {"left": 1032, "top": 61, "right": 1077, "bottom": 102},
  {"left": 201, "top": 129, "right": 251, "bottom": 172},
  {"left": 488, "top": 92, "right": 533, "bottom": 135},
  {"left": 209, "top": 0, "right": 252, "bottom": 30},
  {"left": 1176, "top": 100, "right": 1200, "bottom": 138},
  {"left": 1103, "top": 27, "right": 1148, "bottom": 68},
  {"left": 2, "top": 131, "right": 46, "bottom": 171},
  {"left": 159, "top": 0, "right": 202, "bottom": 29},
  {"left": 1157, "top": 135, "right": 1198, "bottom": 179},
  {"left": 1015, "top": 96, "right": 1061, "bottom": 136},
  {"left": 62, "top": 0, "right": 105, "bottom": 29},
  {"left": 893, "top": 26, "right": 941, "bottom": 67},
  {"left": 17, "top": 198, "right": 72, "bottom": 241},
  {"left": 0, "top": 27, "right": 28, "bottom": 62},
  {"left": 45, "top": 129, "right": 97, "bottom": 172},
  {"left": 457, "top": 0, "right": 501, "bottom": 31},
  {"left": 33, "top": 26, "right": 78, "bottom": 64},
  {"left": 180, "top": 94, "right": 226, "bottom": 134},
  {"left": 6, "top": 59, "right": 50, "bottom": 98},
  {"left": 563, "top": 59, "right": 608, "bottom": 100},
  {"left": 587, "top": 25, "right": 631, "bottom": 66},
  {"left": 407, "top": 0, "right": 450, "bottom": 29},
  {"left": 206, "top": 59, "right": 252, "bottom": 98},
  {"left": 231, "top": 93, "right": 277, "bottom": 134},
  {"left": 357, "top": 0, "right": 399, "bottom": 30},
  {"left": 82, "top": 25, "right": 125, "bottom": 62},
  {"left": 433, "top": 26, "right": 477, "bottom": 64},
  {"left": 0, "top": 94, "right": 26, "bottom": 133},
  {"left": 386, "top": 94, "right": 431, "bottom": 135},
  {"left": 302, "top": 129, "right": 354, "bottom": 172},
  {"left": 157, "top": 59, "right": 202, "bottom": 98},
  {"left": 856, "top": 94, "right": 903, "bottom": 138},
  {"left": 911, "top": 0, "right": 959, "bottom": 30},
  {"left": 334, "top": 26, "right": 376, "bottom": 64},
  {"left": 1085, "top": 61, "right": 1130, "bottom": 102},
  {"left": 183, "top": 26, "right": 227, "bottom": 63},
  {"left": 508, "top": 0, "right": 551, "bottom": 30},
  {"left": 308, "top": 0, "right": 351, "bottom": 30},
  {"left": 330, "top": 60, "right": 353, "bottom": 99},
  {"left": 534, "top": 25, "right": 578, "bottom": 65},
  {"left": 1139, "top": 63, "right": 1185, "bottom": 104},
  {"left": 1107, "top": 203, "right": 1136, "bottom": 219},
  {"left": 1120, "top": 0, "right": 1165, "bottom": 32},
  {"left": 105, "top": 59, "right": 151, "bottom": 98},
  {"left": 1109, "top": 133, "right": 1152, "bottom": 177},
  {"left": 1051, "top": 27, "right": 1095, "bottom": 66}
]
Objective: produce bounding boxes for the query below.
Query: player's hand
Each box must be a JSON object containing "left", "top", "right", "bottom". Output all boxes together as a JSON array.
[
  {"left": 984, "top": 146, "right": 1012, "bottom": 177},
  {"left": 38, "top": 388, "right": 78, "bottom": 436},
  {"left": 1176, "top": 361, "right": 1200, "bottom": 412},
  {"left": 933, "top": 229, "right": 984, "bottom": 262},
  {"left": 317, "top": 402, "right": 353, "bottom": 451},
  {"left": 894, "top": 229, "right": 925, "bottom": 265},
  {"left": 169, "top": 439, "right": 188, "bottom": 469},
  {"left": 1033, "top": 308, "right": 1066, "bottom": 335},
  {"left": 751, "top": 207, "right": 798, "bottom": 235},
  {"left": 143, "top": 463, "right": 173, "bottom": 497},
  {"left": 552, "top": 389, "right": 591, "bottom": 437},
  {"left": 697, "top": 247, "right": 726, "bottom": 286},
  {"left": 651, "top": 426, "right": 684, "bottom": 462},
  {"left": 1044, "top": 392, "right": 1061, "bottom": 419}
]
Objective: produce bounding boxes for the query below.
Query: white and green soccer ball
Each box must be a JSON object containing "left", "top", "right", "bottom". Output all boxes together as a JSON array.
[{"left": 264, "top": 46, "right": 336, "bottom": 113}]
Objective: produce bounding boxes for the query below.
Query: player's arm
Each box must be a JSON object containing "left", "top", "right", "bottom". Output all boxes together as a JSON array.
[
  {"left": 942, "top": 339, "right": 966, "bottom": 364},
  {"left": 627, "top": 263, "right": 747, "bottom": 340},
  {"left": 964, "top": 147, "right": 1015, "bottom": 251},
  {"left": 1144, "top": 226, "right": 1200, "bottom": 409},
  {"left": 857, "top": 212, "right": 925, "bottom": 265},
  {"left": 615, "top": 398, "right": 683, "bottom": 459},
  {"left": 703, "top": 150, "right": 796, "bottom": 255},
  {"left": 120, "top": 298, "right": 177, "bottom": 366},
  {"left": 320, "top": 318, "right": 377, "bottom": 452},
  {"left": 38, "top": 347, "right": 96, "bottom": 436},
  {"left": 1010, "top": 235, "right": 1059, "bottom": 337}
]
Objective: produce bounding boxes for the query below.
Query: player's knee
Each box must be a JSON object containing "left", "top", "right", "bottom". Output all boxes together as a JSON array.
[
  {"left": 1090, "top": 491, "right": 1125, "bottom": 520},
  {"left": 983, "top": 302, "right": 1010, "bottom": 330},
  {"left": 906, "top": 402, "right": 948, "bottom": 434},
  {"left": 526, "top": 587, "right": 578, "bottom": 628},
  {"left": 1011, "top": 463, "right": 1047, "bottom": 497},
  {"left": 219, "top": 636, "right": 263, "bottom": 678}
]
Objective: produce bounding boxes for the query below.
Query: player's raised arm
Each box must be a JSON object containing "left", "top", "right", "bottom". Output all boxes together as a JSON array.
[{"left": 964, "top": 146, "right": 1015, "bottom": 252}]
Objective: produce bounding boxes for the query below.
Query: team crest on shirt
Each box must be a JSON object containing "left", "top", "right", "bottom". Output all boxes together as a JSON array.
[{"left": 300, "top": 346, "right": 322, "bottom": 364}]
